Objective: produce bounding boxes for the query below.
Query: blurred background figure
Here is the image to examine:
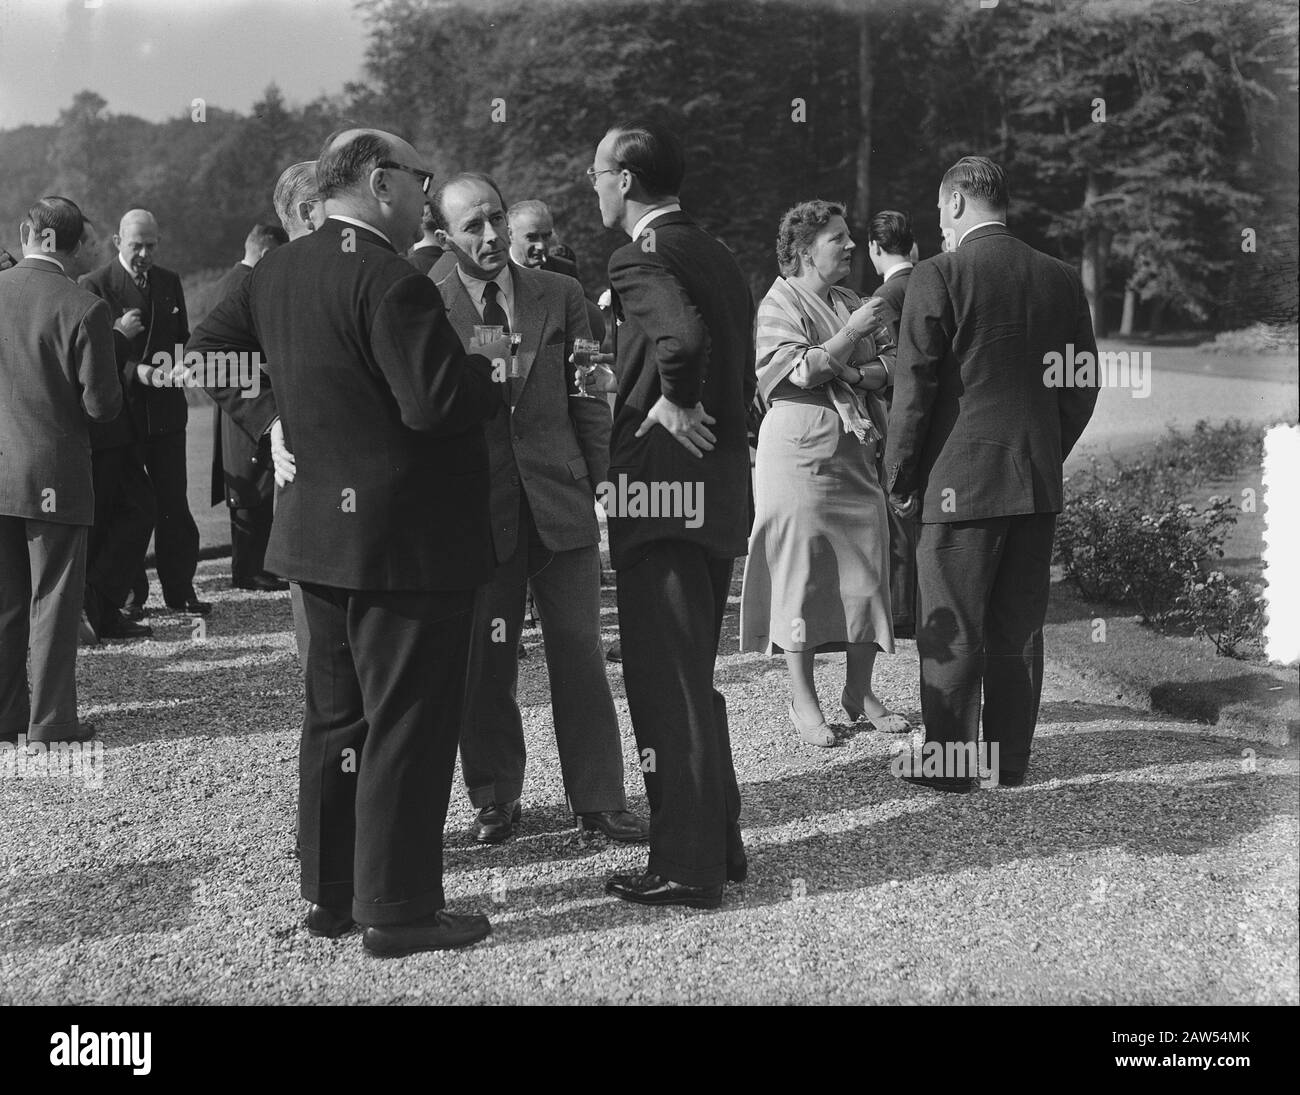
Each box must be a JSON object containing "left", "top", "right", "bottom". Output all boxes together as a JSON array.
[
  {"left": 406, "top": 201, "right": 445, "bottom": 274},
  {"left": 739, "top": 199, "right": 909, "bottom": 746},
  {"left": 82, "top": 209, "right": 207, "bottom": 618},
  {"left": 508, "top": 199, "right": 606, "bottom": 344},
  {"left": 209, "top": 222, "right": 290, "bottom": 592}
]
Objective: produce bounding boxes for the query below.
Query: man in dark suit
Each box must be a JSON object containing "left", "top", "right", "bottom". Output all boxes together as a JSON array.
[
  {"left": 590, "top": 120, "right": 756, "bottom": 909},
  {"left": 405, "top": 202, "right": 445, "bottom": 274},
  {"left": 868, "top": 209, "right": 918, "bottom": 639},
  {"left": 208, "top": 223, "right": 290, "bottom": 592},
  {"left": 81, "top": 210, "right": 207, "bottom": 616},
  {"left": 884, "top": 157, "right": 1099, "bottom": 792},
  {"left": 428, "top": 173, "right": 647, "bottom": 846},
  {"left": 0, "top": 197, "right": 121, "bottom": 743},
  {"left": 189, "top": 128, "right": 504, "bottom": 957}
]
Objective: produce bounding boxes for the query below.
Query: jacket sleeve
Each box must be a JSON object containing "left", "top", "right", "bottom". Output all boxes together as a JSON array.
[
  {"left": 1059, "top": 274, "right": 1100, "bottom": 460},
  {"left": 562, "top": 276, "right": 611, "bottom": 489},
  {"left": 369, "top": 270, "right": 499, "bottom": 435},
  {"left": 77, "top": 297, "right": 124, "bottom": 423},
  {"left": 608, "top": 245, "right": 709, "bottom": 408},
  {"left": 883, "top": 261, "right": 951, "bottom": 496},
  {"left": 188, "top": 275, "right": 280, "bottom": 442}
]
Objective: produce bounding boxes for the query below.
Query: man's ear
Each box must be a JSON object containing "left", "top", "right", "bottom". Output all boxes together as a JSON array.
[
  {"left": 112, "top": 233, "right": 122, "bottom": 250},
  {"left": 18, "top": 222, "right": 31, "bottom": 248},
  {"left": 433, "top": 228, "right": 450, "bottom": 248},
  {"left": 369, "top": 165, "right": 392, "bottom": 203}
]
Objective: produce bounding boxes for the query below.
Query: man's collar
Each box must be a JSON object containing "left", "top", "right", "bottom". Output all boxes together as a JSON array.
[
  {"left": 25, "top": 254, "right": 67, "bottom": 273},
  {"left": 456, "top": 263, "right": 513, "bottom": 299},
  {"left": 412, "top": 240, "right": 441, "bottom": 253},
  {"left": 629, "top": 203, "right": 682, "bottom": 242},
  {"left": 881, "top": 260, "right": 913, "bottom": 282},
  {"left": 118, "top": 254, "right": 143, "bottom": 279},
  {"left": 328, "top": 214, "right": 393, "bottom": 248},
  {"left": 239, "top": 259, "right": 255, "bottom": 269},
  {"left": 957, "top": 220, "right": 1007, "bottom": 248}
]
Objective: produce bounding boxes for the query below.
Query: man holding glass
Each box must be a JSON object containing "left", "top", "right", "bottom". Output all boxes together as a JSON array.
[{"left": 429, "top": 172, "right": 649, "bottom": 846}]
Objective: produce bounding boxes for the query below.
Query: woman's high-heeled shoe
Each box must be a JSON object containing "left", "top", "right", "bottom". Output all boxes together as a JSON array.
[
  {"left": 789, "top": 702, "right": 836, "bottom": 748},
  {"left": 842, "top": 688, "right": 912, "bottom": 734}
]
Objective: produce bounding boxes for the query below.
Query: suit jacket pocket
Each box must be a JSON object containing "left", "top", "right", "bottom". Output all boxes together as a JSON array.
[{"left": 567, "top": 455, "right": 590, "bottom": 481}]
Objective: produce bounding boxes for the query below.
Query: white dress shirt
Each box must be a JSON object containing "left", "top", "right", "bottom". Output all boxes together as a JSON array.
[
  {"left": 328, "top": 214, "right": 393, "bottom": 248},
  {"left": 456, "top": 265, "right": 516, "bottom": 330},
  {"left": 957, "top": 220, "right": 1006, "bottom": 247}
]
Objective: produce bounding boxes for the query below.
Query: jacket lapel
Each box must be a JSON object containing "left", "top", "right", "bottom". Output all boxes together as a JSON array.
[{"left": 437, "top": 268, "right": 508, "bottom": 407}]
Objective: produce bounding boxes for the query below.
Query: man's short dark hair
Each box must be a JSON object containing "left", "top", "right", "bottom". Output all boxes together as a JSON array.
[
  {"left": 247, "top": 223, "right": 289, "bottom": 250},
  {"left": 316, "top": 130, "right": 394, "bottom": 200},
  {"left": 868, "top": 210, "right": 914, "bottom": 257},
  {"left": 25, "top": 196, "right": 85, "bottom": 254},
  {"left": 941, "top": 156, "right": 1008, "bottom": 210},
  {"left": 775, "top": 199, "right": 846, "bottom": 277},
  {"left": 607, "top": 120, "right": 685, "bottom": 200},
  {"left": 420, "top": 202, "right": 439, "bottom": 233},
  {"left": 431, "top": 172, "right": 507, "bottom": 230}
]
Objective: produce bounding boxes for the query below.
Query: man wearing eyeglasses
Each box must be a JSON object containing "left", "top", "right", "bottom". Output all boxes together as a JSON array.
[
  {"left": 189, "top": 128, "right": 506, "bottom": 959},
  {"left": 590, "top": 120, "right": 757, "bottom": 911}
]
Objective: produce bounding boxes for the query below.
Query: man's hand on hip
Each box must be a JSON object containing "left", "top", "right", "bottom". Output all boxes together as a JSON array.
[
  {"left": 270, "top": 418, "right": 296, "bottom": 487},
  {"left": 634, "top": 395, "right": 716, "bottom": 458}
]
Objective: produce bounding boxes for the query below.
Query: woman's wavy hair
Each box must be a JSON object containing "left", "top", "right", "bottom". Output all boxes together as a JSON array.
[{"left": 776, "top": 199, "right": 846, "bottom": 277}]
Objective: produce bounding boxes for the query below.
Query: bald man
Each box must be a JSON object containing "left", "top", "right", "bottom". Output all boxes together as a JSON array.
[
  {"left": 190, "top": 128, "right": 504, "bottom": 957},
  {"left": 81, "top": 210, "right": 205, "bottom": 617}
]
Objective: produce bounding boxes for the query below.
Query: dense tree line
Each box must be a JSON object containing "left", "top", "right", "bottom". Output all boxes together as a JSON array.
[{"left": 1, "top": 0, "right": 1294, "bottom": 332}]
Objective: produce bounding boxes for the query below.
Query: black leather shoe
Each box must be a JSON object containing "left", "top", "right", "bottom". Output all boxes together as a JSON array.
[
  {"left": 233, "top": 573, "right": 290, "bottom": 592},
  {"left": 123, "top": 604, "right": 146, "bottom": 621},
  {"left": 578, "top": 809, "right": 650, "bottom": 842},
  {"left": 97, "top": 612, "right": 153, "bottom": 640},
  {"left": 165, "top": 598, "right": 212, "bottom": 615},
  {"left": 899, "top": 772, "right": 977, "bottom": 794},
  {"left": 998, "top": 768, "right": 1027, "bottom": 787},
  {"left": 727, "top": 856, "right": 748, "bottom": 883},
  {"left": 605, "top": 642, "right": 622, "bottom": 663},
  {"left": 472, "top": 799, "right": 520, "bottom": 844},
  {"left": 28, "top": 721, "right": 96, "bottom": 744},
  {"left": 363, "top": 910, "right": 491, "bottom": 958},
  {"left": 606, "top": 871, "right": 723, "bottom": 909},
  {"left": 305, "top": 903, "right": 355, "bottom": 938}
]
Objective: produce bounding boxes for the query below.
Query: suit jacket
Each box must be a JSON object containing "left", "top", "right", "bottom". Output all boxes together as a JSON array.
[
  {"left": 508, "top": 258, "right": 607, "bottom": 350},
  {"left": 188, "top": 218, "right": 500, "bottom": 591},
  {"left": 206, "top": 262, "right": 273, "bottom": 508},
  {"left": 406, "top": 243, "right": 445, "bottom": 275},
  {"left": 883, "top": 224, "right": 1099, "bottom": 523},
  {"left": 606, "top": 211, "right": 756, "bottom": 568},
  {"left": 435, "top": 263, "right": 609, "bottom": 562},
  {"left": 80, "top": 259, "right": 190, "bottom": 440},
  {"left": 871, "top": 264, "right": 912, "bottom": 400},
  {"left": 0, "top": 258, "right": 122, "bottom": 525}
]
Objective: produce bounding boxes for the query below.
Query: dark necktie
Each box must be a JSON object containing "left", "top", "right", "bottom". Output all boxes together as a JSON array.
[
  {"left": 481, "top": 279, "right": 509, "bottom": 333},
  {"left": 134, "top": 272, "right": 149, "bottom": 297}
]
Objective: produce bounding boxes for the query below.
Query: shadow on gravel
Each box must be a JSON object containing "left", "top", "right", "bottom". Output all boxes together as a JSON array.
[
  {"left": 1150, "top": 675, "right": 1299, "bottom": 730},
  {"left": 471, "top": 763, "right": 1297, "bottom": 943},
  {"left": 0, "top": 856, "right": 219, "bottom": 949}
]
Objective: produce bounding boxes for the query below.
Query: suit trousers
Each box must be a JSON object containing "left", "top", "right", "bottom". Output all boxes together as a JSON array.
[
  {"left": 0, "top": 517, "right": 87, "bottom": 740},
  {"left": 230, "top": 495, "right": 274, "bottom": 583},
  {"left": 616, "top": 541, "right": 743, "bottom": 887},
  {"left": 297, "top": 581, "right": 475, "bottom": 926},
  {"left": 136, "top": 430, "right": 200, "bottom": 606},
  {"left": 86, "top": 444, "right": 154, "bottom": 625},
  {"left": 914, "top": 513, "right": 1056, "bottom": 772},
  {"left": 460, "top": 493, "right": 626, "bottom": 813}
]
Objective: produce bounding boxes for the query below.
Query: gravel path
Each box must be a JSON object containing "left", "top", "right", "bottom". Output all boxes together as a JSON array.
[{"left": 1, "top": 559, "right": 1295, "bottom": 1005}]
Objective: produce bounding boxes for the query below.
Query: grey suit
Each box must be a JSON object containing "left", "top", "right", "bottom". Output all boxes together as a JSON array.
[
  {"left": 0, "top": 257, "right": 121, "bottom": 740},
  {"left": 435, "top": 263, "right": 627, "bottom": 813}
]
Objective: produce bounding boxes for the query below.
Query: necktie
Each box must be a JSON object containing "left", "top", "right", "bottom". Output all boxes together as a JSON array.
[
  {"left": 482, "top": 279, "right": 509, "bottom": 333},
  {"left": 134, "top": 272, "right": 149, "bottom": 297}
]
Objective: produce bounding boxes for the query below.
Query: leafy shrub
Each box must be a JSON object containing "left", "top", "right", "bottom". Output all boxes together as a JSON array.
[
  {"left": 1178, "top": 571, "right": 1267, "bottom": 658},
  {"left": 1056, "top": 488, "right": 1237, "bottom": 625}
]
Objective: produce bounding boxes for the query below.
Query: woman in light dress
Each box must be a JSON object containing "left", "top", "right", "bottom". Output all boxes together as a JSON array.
[{"left": 740, "top": 199, "right": 911, "bottom": 747}]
